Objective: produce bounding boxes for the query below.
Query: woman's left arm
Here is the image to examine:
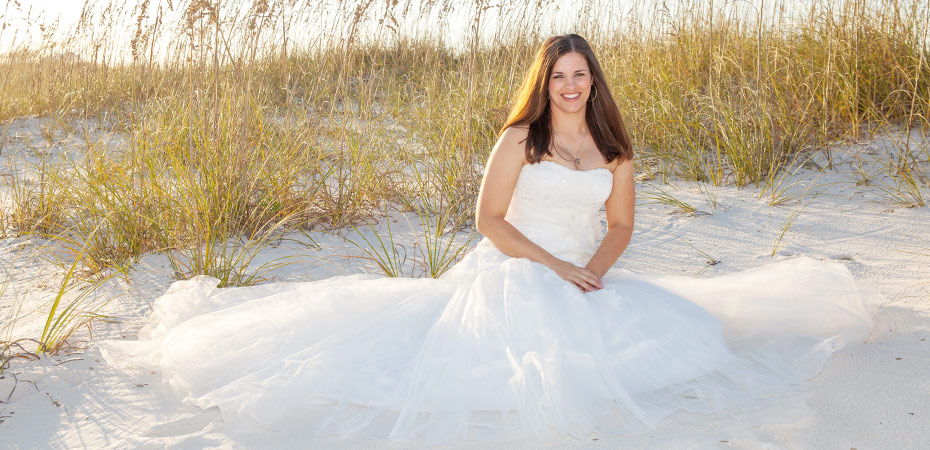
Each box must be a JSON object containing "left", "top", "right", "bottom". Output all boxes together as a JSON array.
[{"left": 585, "top": 158, "right": 635, "bottom": 279}]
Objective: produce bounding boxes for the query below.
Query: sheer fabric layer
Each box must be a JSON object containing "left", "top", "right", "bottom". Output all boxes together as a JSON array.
[{"left": 101, "top": 161, "right": 873, "bottom": 445}]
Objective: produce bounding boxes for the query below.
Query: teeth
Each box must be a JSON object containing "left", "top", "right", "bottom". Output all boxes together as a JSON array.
[{"left": 563, "top": 93, "right": 580, "bottom": 99}]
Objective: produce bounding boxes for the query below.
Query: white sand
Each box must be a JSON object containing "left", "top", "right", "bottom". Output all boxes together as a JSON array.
[{"left": 1, "top": 116, "right": 928, "bottom": 449}]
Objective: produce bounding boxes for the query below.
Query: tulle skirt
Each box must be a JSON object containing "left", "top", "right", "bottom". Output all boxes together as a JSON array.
[{"left": 101, "top": 242, "right": 873, "bottom": 446}]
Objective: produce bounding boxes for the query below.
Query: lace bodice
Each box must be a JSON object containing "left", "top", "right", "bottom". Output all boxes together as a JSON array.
[{"left": 496, "top": 160, "right": 614, "bottom": 265}]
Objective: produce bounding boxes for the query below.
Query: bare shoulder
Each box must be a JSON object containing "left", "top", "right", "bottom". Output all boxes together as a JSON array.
[
  {"left": 610, "top": 156, "right": 634, "bottom": 175},
  {"left": 499, "top": 125, "right": 529, "bottom": 146},
  {"left": 492, "top": 125, "right": 530, "bottom": 162},
  {"left": 505, "top": 123, "right": 530, "bottom": 133}
]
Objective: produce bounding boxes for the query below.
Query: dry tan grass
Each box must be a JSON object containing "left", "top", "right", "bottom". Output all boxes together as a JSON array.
[
  {"left": 0, "top": 0, "right": 925, "bottom": 268},
  {"left": 0, "top": 0, "right": 928, "bottom": 352}
]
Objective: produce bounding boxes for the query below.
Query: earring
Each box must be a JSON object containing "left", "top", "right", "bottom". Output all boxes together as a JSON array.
[{"left": 588, "top": 84, "right": 598, "bottom": 102}]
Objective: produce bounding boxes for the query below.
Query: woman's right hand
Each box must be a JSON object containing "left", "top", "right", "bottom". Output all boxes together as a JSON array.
[{"left": 550, "top": 259, "right": 603, "bottom": 293}]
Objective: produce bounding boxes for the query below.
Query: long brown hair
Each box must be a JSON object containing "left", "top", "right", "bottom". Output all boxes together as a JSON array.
[{"left": 501, "top": 34, "right": 633, "bottom": 164}]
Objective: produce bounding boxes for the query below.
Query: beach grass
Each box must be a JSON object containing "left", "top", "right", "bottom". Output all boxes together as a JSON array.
[
  {"left": 0, "top": 0, "right": 928, "bottom": 352},
  {"left": 0, "top": 338, "right": 40, "bottom": 376}
]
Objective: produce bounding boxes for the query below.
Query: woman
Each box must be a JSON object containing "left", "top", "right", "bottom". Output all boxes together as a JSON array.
[
  {"left": 102, "top": 34, "right": 872, "bottom": 446},
  {"left": 477, "top": 33, "right": 634, "bottom": 294}
]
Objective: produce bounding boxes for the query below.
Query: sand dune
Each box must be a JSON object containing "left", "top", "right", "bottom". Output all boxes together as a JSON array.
[{"left": 1, "top": 116, "right": 928, "bottom": 449}]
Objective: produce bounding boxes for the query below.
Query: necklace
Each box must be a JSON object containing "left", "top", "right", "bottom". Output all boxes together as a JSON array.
[{"left": 552, "top": 127, "right": 588, "bottom": 169}]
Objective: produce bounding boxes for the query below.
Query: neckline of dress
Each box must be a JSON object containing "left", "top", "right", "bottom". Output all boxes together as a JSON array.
[{"left": 534, "top": 159, "right": 613, "bottom": 175}]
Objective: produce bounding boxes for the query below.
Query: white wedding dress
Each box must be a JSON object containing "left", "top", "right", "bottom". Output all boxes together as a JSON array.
[{"left": 102, "top": 160, "right": 873, "bottom": 446}]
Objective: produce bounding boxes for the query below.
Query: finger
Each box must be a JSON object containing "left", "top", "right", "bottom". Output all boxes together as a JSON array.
[
  {"left": 577, "top": 271, "right": 602, "bottom": 289},
  {"left": 573, "top": 276, "right": 597, "bottom": 292},
  {"left": 568, "top": 277, "right": 587, "bottom": 292},
  {"left": 586, "top": 270, "right": 604, "bottom": 289}
]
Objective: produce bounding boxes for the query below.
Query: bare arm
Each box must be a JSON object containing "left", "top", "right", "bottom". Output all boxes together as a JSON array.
[
  {"left": 585, "top": 157, "right": 635, "bottom": 278},
  {"left": 475, "top": 127, "right": 556, "bottom": 266},
  {"left": 476, "top": 126, "right": 603, "bottom": 292}
]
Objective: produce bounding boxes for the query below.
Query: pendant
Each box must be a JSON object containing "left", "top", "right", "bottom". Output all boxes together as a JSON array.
[{"left": 573, "top": 156, "right": 581, "bottom": 168}]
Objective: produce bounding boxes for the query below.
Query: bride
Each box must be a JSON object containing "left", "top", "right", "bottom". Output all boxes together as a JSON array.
[{"left": 102, "top": 34, "right": 872, "bottom": 446}]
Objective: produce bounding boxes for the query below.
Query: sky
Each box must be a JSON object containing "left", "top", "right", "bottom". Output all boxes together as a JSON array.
[
  {"left": 0, "top": 0, "right": 896, "bottom": 59},
  {"left": 1, "top": 0, "right": 595, "bottom": 59}
]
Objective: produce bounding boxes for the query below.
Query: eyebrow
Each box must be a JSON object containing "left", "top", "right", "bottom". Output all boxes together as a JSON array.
[{"left": 551, "top": 69, "right": 588, "bottom": 75}]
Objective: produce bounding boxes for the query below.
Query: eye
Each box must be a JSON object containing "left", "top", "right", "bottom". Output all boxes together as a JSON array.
[{"left": 553, "top": 74, "right": 564, "bottom": 79}]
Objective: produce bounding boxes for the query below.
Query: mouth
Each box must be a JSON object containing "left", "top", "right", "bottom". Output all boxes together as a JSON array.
[{"left": 561, "top": 92, "right": 581, "bottom": 101}]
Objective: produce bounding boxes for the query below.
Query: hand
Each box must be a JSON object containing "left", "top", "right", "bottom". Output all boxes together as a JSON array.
[{"left": 550, "top": 259, "right": 603, "bottom": 293}]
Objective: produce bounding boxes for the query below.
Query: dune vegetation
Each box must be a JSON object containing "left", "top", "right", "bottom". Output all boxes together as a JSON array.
[{"left": 0, "top": 0, "right": 927, "bottom": 354}]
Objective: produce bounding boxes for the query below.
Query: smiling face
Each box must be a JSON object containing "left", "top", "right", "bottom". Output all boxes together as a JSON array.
[
  {"left": 547, "top": 51, "right": 592, "bottom": 115},
  {"left": 503, "top": 34, "right": 633, "bottom": 164}
]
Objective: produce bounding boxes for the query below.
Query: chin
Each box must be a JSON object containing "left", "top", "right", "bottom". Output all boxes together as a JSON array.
[{"left": 555, "top": 102, "right": 587, "bottom": 114}]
